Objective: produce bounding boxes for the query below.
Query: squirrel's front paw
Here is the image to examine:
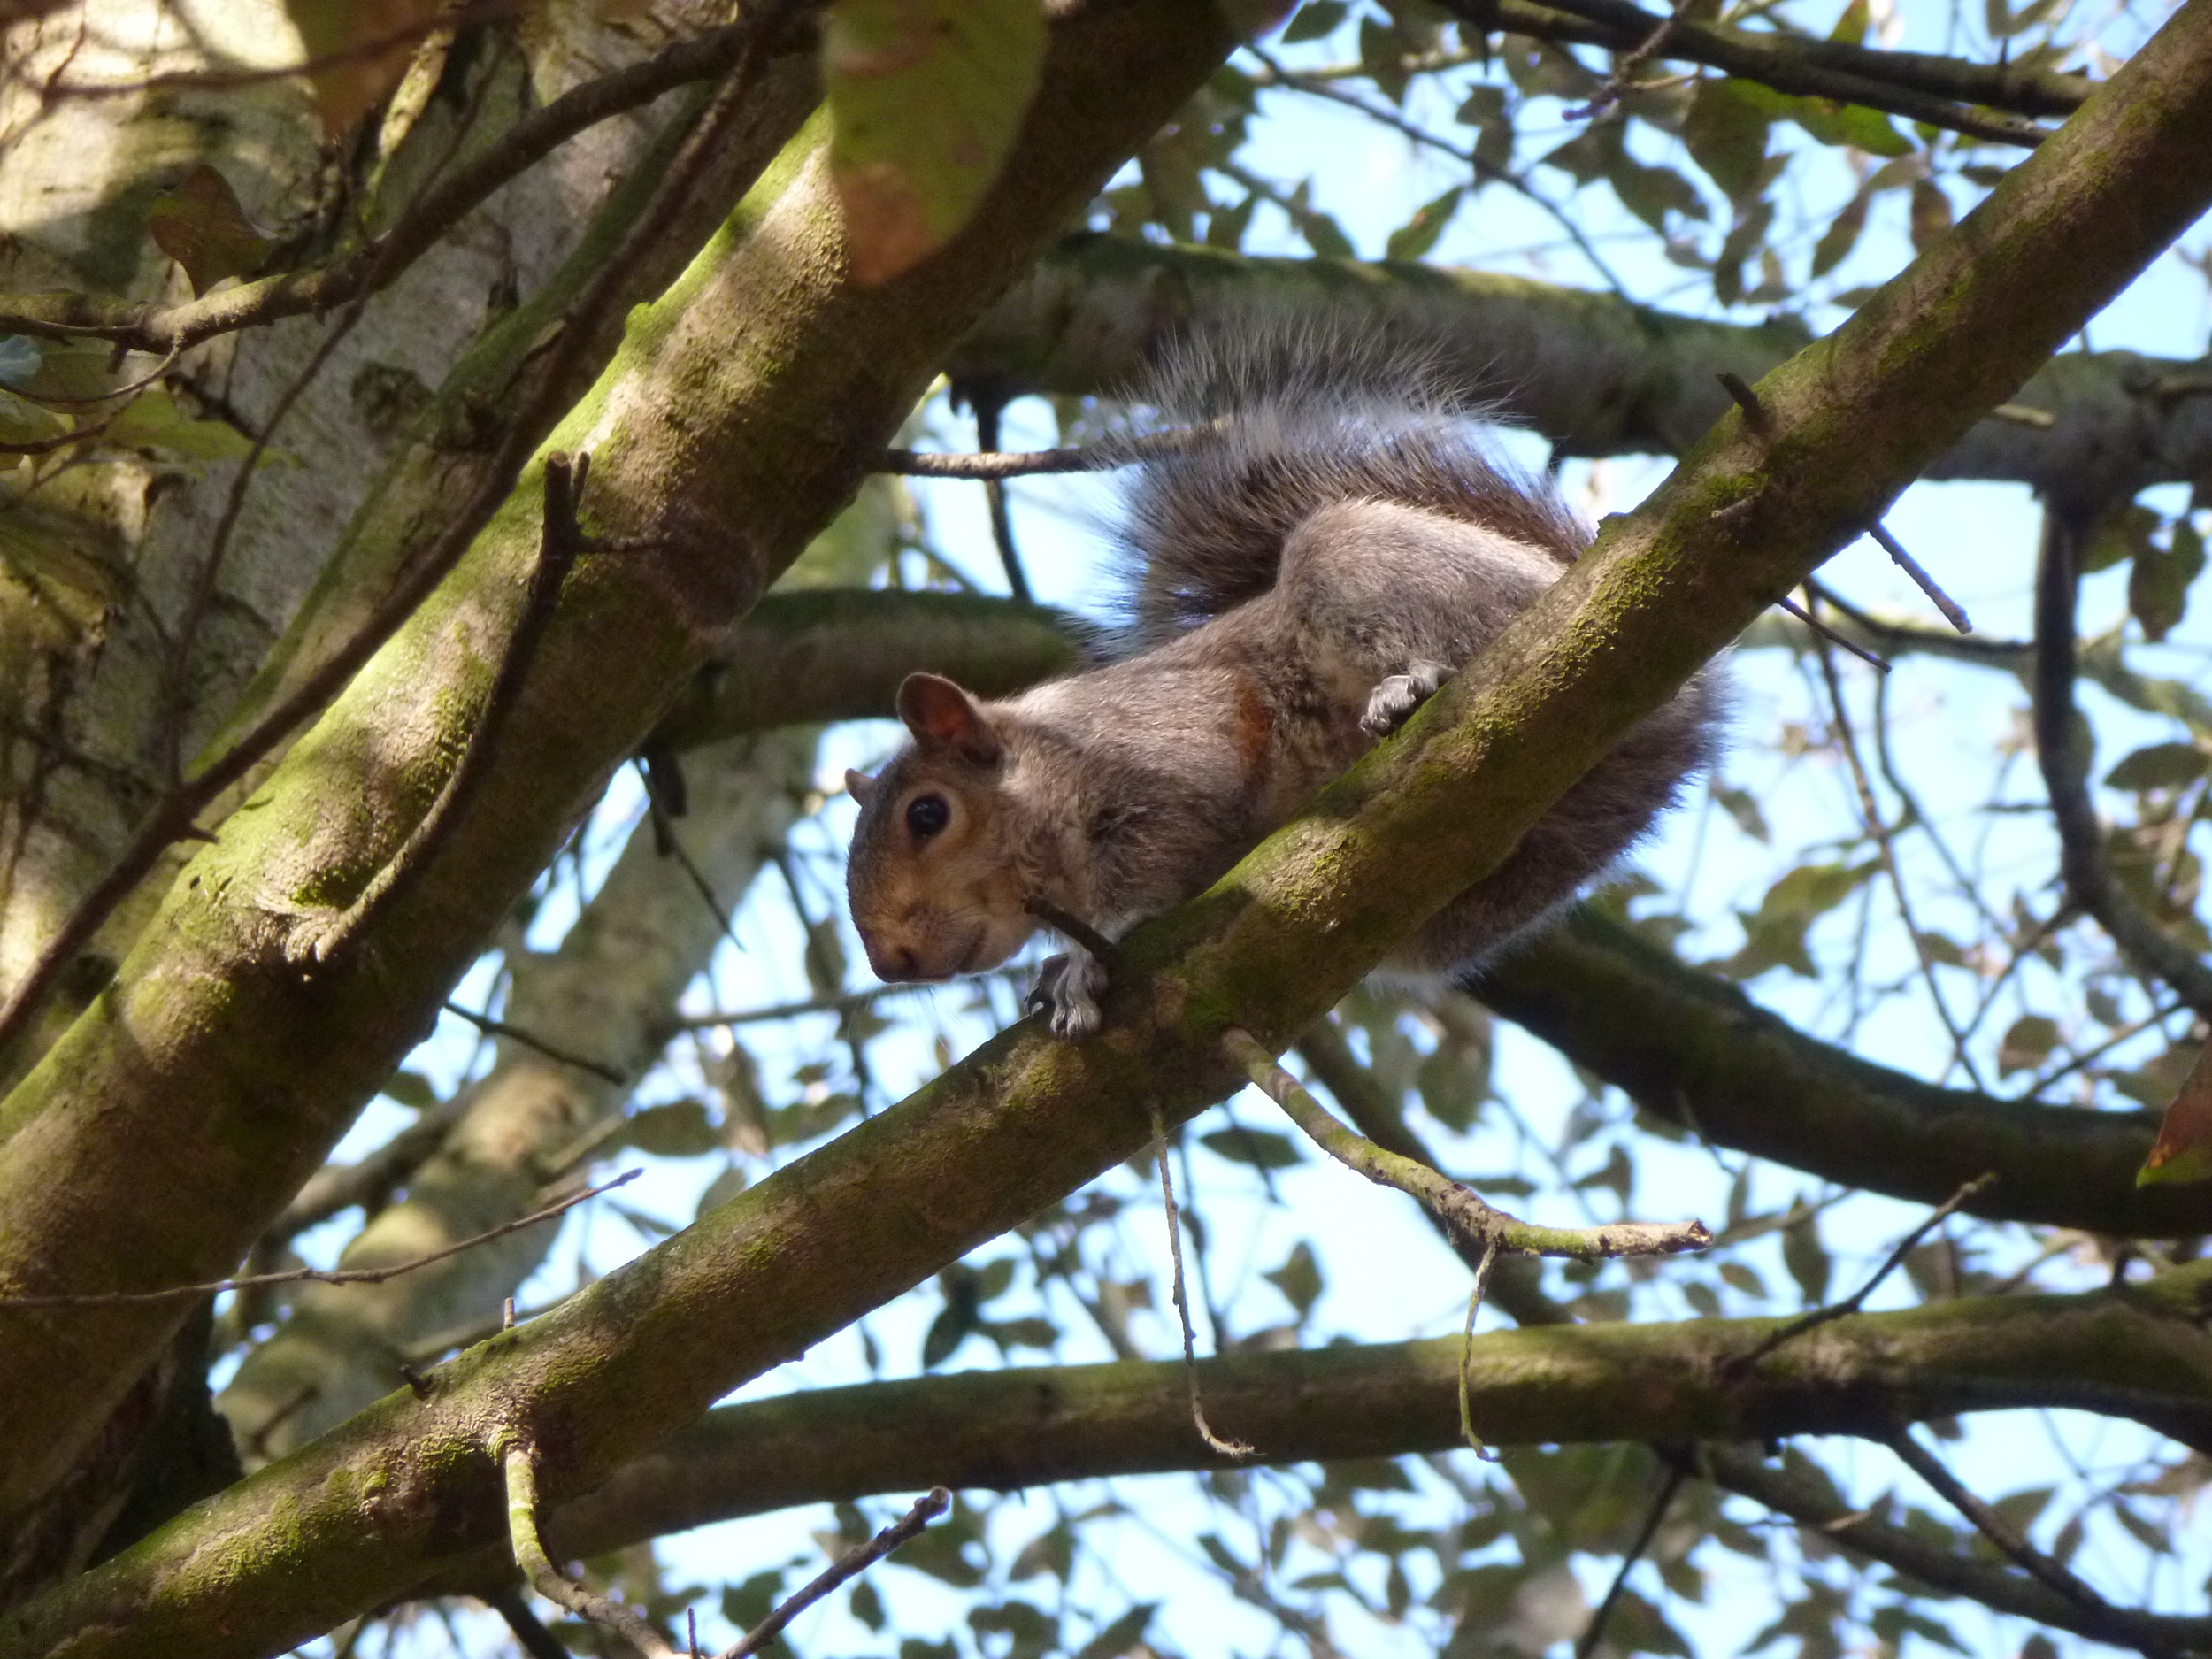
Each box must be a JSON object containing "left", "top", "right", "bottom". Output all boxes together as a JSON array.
[
  {"left": 1361, "top": 660, "right": 1454, "bottom": 738},
  {"left": 1025, "top": 950, "right": 1107, "bottom": 1039}
]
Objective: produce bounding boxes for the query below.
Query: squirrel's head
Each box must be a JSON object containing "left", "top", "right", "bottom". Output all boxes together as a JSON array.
[{"left": 844, "top": 672, "right": 1033, "bottom": 984}]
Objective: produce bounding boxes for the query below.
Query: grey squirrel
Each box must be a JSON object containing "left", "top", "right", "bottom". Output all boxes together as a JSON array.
[{"left": 844, "top": 325, "right": 1723, "bottom": 1037}]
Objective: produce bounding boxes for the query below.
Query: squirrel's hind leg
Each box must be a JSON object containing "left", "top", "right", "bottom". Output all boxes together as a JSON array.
[
  {"left": 1025, "top": 949, "right": 1109, "bottom": 1039},
  {"left": 1360, "top": 659, "right": 1454, "bottom": 737}
]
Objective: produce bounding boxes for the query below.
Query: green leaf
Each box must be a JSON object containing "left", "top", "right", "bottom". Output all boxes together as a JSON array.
[
  {"left": 1781, "top": 1208, "right": 1832, "bottom": 1304},
  {"left": 624, "top": 1099, "right": 721, "bottom": 1157},
  {"left": 2105, "top": 741, "right": 2208, "bottom": 792},
  {"left": 2084, "top": 501, "right": 2158, "bottom": 573},
  {"left": 1683, "top": 78, "right": 1771, "bottom": 202},
  {"left": 2131, "top": 519, "right": 2207, "bottom": 641},
  {"left": 1279, "top": 0, "right": 1347, "bottom": 42},
  {"left": 98, "top": 387, "right": 258, "bottom": 461},
  {"left": 380, "top": 1069, "right": 439, "bottom": 1110},
  {"left": 1909, "top": 178, "right": 1955, "bottom": 251},
  {"left": 145, "top": 165, "right": 273, "bottom": 296},
  {"left": 984, "top": 1316, "right": 1060, "bottom": 1351},
  {"left": 1810, "top": 188, "right": 1870, "bottom": 278},
  {"left": 1072, "top": 1602, "right": 1157, "bottom": 1659},
  {"left": 1385, "top": 185, "right": 1463, "bottom": 262},
  {"left": 1715, "top": 783, "right": 1770, "bottom": 841},
  {"left": 1830, "top": 0, "right": 1870, "bottom": 41},
  {"left": 695, "top": 1161, "right": 749, "bottom": 1218},
  {"left": 824, "top": 0, "right": 1047, "bottom": 286},
  {"left": 1263, "top": 1240, "right": 1323, "bottom": 1317},
  {"left": 1996, "top": 1013, "right": 2061, "bottom": 1075},
  {"left": 1200, "top": 1124, "right": 1304, "bottom": 1169},
  {"left": 1722, "top": 858, "right": 1876, "bottom": 978}
]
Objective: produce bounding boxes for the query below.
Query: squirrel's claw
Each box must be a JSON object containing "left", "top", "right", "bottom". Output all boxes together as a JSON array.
[
  {"left": 1027, "top": 949, "right": 1106, "bottom": 1039},
  {"left": 1361, "top": 660, "right": 1455, "bottom": 738}
]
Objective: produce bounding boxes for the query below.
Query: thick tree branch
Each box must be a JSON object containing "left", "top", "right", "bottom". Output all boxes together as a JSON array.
[
  {"left": 12, "top": 9, "right": 2212, "bottom": 1652},
  {"left": 413, "top": 1266, "right": 2212, "bottom": 1576},
  {"left": 1474, "top": 908, "right": 2208, "bottom": 1236},
  {"left": 950, "top": 239, "right": 2212, "bottom": 500}
]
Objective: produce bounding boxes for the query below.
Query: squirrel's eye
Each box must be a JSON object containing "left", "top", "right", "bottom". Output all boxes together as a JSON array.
[{"left": 905, "top": 794, "right": 950, "bottom": 839}]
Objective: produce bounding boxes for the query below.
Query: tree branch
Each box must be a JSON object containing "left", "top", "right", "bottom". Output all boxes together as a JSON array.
[
  {"left": 2032, "top": 506, "right": 2212, "bottom": 1019},
  {"left": 950, "top": 239, "right": 2212, "bottom": 498},
  {"left": 1473, "top": 908, "right": 2209, "bottom": 1236}
]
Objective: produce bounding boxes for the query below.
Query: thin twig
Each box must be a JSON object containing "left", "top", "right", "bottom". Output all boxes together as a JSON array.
[
  {"left": 1149, "top": 1107, "right": 1255, "bottom": 1460},
  {"left": 1225, "top": 1027, "right": 1709, "bottom": 1259},
  {"left": 969, "top": 393, "right": 1033, "bottom": 603},
  {"left": 289, "top": 452, "right": 591, "bottom": 969},
  {"left": 1883, "top": 1428, "right": 2184, "bottom": 1659},
  {"left": 0, "top": 13, "right": 797, "bottom": 1058},
  {"left": 1455, "top": 1238, "right": 1500, "bottom": 1459},
  {"left": 876, "top": 428, "right": 1191, "bottom": 480},
  {"left": 0, "top": 414, "right": 111, "bottom": 454},
  {"left": 1568, "top": 0, "right": 1694, "bottom": 120},
  {"left": 486, "top": 1586, "right": 573, "bottom": 1659},
  {"left": 1574, "top": 1462, "right": 1686, "bottom": 1659},
  {"left": 1774, "top": 593, "right": 1887, "bottom": 671},
  {"left": 1725, "top": 1174, "right": 1993, "bottom": 1376},
  {"left": 0, "top": 1171, "right": 635, "bottom": 1308},
  {"left": 502, "top": 1437, "right": 682, "bottom": 1659},
  {"left": 1866, "top": 521, "right": 1972, "bottom": 634},
  {"left": 441, "top": 1001, "right": 626, "bottom": 1084},
  {"left": 714, "top": 1488, "right": 950, "bottom": 1659}
]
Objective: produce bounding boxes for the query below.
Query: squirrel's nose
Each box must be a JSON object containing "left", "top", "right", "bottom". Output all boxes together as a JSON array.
[{"left": 874, "top": 944, "right": 920, "bottom": 981}]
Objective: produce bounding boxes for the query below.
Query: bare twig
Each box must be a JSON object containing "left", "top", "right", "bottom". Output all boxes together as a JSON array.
[
  {"left": 441, "top": 1000, "right": 627, "bottom": 1084},
  {"left": 1717, "top": 371, "right": 1770, "bottom": 432},
  {"left": 2033, "top": 508, "right": 2212, "bottom": 1019},
  {"left": 1867, "top": 521, "right": 1972, "bottom": 634},
  {"left": 1774, "top": 593, "right": 1888, "bottom": 671},
  {"left": 1884, "top": 1428, "right": 2184, "bottom": 1659},
  {"left": 1574, "top": 1461, "right": 1686, "bottom": 1659},
  {"left": 713, "top": 1487, "right": 950, "bottom": 1659},
  {"left": 0, "top": 1171, "right": 634, "bottom": 1308},
  {"left": 503, "top": 1436, "right": 682, "bottom": 1659},
  {"left": 1455, "top": 1238, "right": 1500, "bottom": 1458},
  {"left": 289, "top": 452, "right": 591, "bottom": 969},
  {"left": 1725, "top": 1174, "right": 1993, "bottom": 1376},
  {"left": 0, "top": 10, "right": 798, "bottom": 1057},
  {"left": 486, "top": 1586, "right": 572, "bottom": 1659},
  {"left": 1150, "top": 1108, "right": 1255, "bottom": 1460},
  {"left": 877, "top": 427, "right": 1193, "bottom": 480},
  {"left": 1225, "top": 1027, "right": 1709, "bottom": 1259},
  {"left": 968, "top": 392, "right": 1033, "bottom": 603},
  {"left": 1567, "top": 0, "right": 1694, "bottom": 120}
]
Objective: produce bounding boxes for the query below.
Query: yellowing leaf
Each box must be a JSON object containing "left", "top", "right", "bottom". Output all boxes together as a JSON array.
[
  {"left": 282, "top": 0, "right": 447, "bottom": 136},
  {"left": 824, "top": 0, "right": 1047, "bottom": 287},
  {"left": 146, "top": 165, "right": 273, "bottom": 296},
  {"left": 98, "top": 387, "right": 259, "bottom": 460},
  {"left": 2139, "top": 1043, "right": 2212, "bottom": 1186}
]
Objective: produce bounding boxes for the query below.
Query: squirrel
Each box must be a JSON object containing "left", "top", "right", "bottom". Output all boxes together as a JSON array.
[{"left": 843, "top": 323, "right": 1724, "bottom": 1038}]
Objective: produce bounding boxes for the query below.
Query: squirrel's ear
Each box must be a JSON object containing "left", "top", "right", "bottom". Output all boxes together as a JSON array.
[
  {"left": 843, "top": 768, "right": 875, "bottom": 803},
  {"left": 896, "top": 672, "right": 1000, "bottom": 764}
]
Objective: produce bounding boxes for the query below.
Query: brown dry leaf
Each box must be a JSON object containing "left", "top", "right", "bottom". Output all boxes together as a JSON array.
[
  {"left": 282, "top": 0, "right": 449, "bottom": 135},
  {"left": 2139, "top": 1041, "right": 2212, "bottom": 1186},
  {"left": 145, "top": 165, "right": 273, "bottom": 296}
]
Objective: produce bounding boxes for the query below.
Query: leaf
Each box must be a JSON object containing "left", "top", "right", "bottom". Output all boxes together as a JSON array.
[
  {"left": 1279, "top": 0, "right": 1346, "bottom": 42},
  {"left": 380, "top": 1069, "right": 439, "bottom": 1110},
  {"left": 1909, "top": 178, "right": 1955, "bottom": 252},
  {"left": 2139, "top": 1042, "right": 2212, "bottom": 1186},
  {"left": 1263, "top": 1240, "right": 1323, "bottom": 1317},
  {"left": 824, "top": 0, "right": 1047, "bottom": 286},
  {"left": 2084, "top": 501, "right": 2159, "bottom": 573},
  {"left": 1722, "top": 858, "right": 1876, "bottom": 979},
  {"left": 98, "top": 387, "right": 257, "bottom": 460},
  {"left": 1683, "top": 78, "right": 1771, "bottom": 202},
  {"left": 281, "top": 0, "right": 447, "bottom": 135},
  {"left": 145, "top": 165, "right": 273, "bottom": 296},
  {"left": 1072, "top": 1602, "right": 1156, "bottom": 1659},
  {"left": 624, "top": 1099, "right": 721, "bottom": 1157},
  {"left": 1200, "top": 1124, "right": 1303, "bottom": 1169},
  {"left": 2131, "top": 519, "right": 2207, "bottom": 641},
  {"left": 2105, "top": 741, "right": 2208, "bottom": 792},
  {"left": 1996, "top": 1013, "right": 2061, "bottom": 1075},
  {"left": 1385, "top": 185, "right": 1463, "bottom": 263},
  {"left": 1782, "top": 1208, "right": 1832, "bottom": 1305},
  {"left": 984, "top": 1316, "right": 1059, "bottom": 1351},
  {"left": 1714, "top": 783, "right": 1770, "bottom": 841},
  {"left": 1830, "top": 0, "right": 1870, "bottom": 41},
  {"left": 1811, "top": 188, "right": 1870, "bottom": 278},
  {"left": 695, "top": 1161, "right": 748, "bottom": 1217}
]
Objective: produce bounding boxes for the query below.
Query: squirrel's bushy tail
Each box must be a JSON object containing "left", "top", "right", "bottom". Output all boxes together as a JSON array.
[{"left": 1114, "top": 313, "right": 1586, "bottom": 644}]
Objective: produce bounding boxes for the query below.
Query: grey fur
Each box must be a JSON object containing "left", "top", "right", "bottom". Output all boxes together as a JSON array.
[{"left": 846, "top": 321, "right": 1724, "bottom": 1037}]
